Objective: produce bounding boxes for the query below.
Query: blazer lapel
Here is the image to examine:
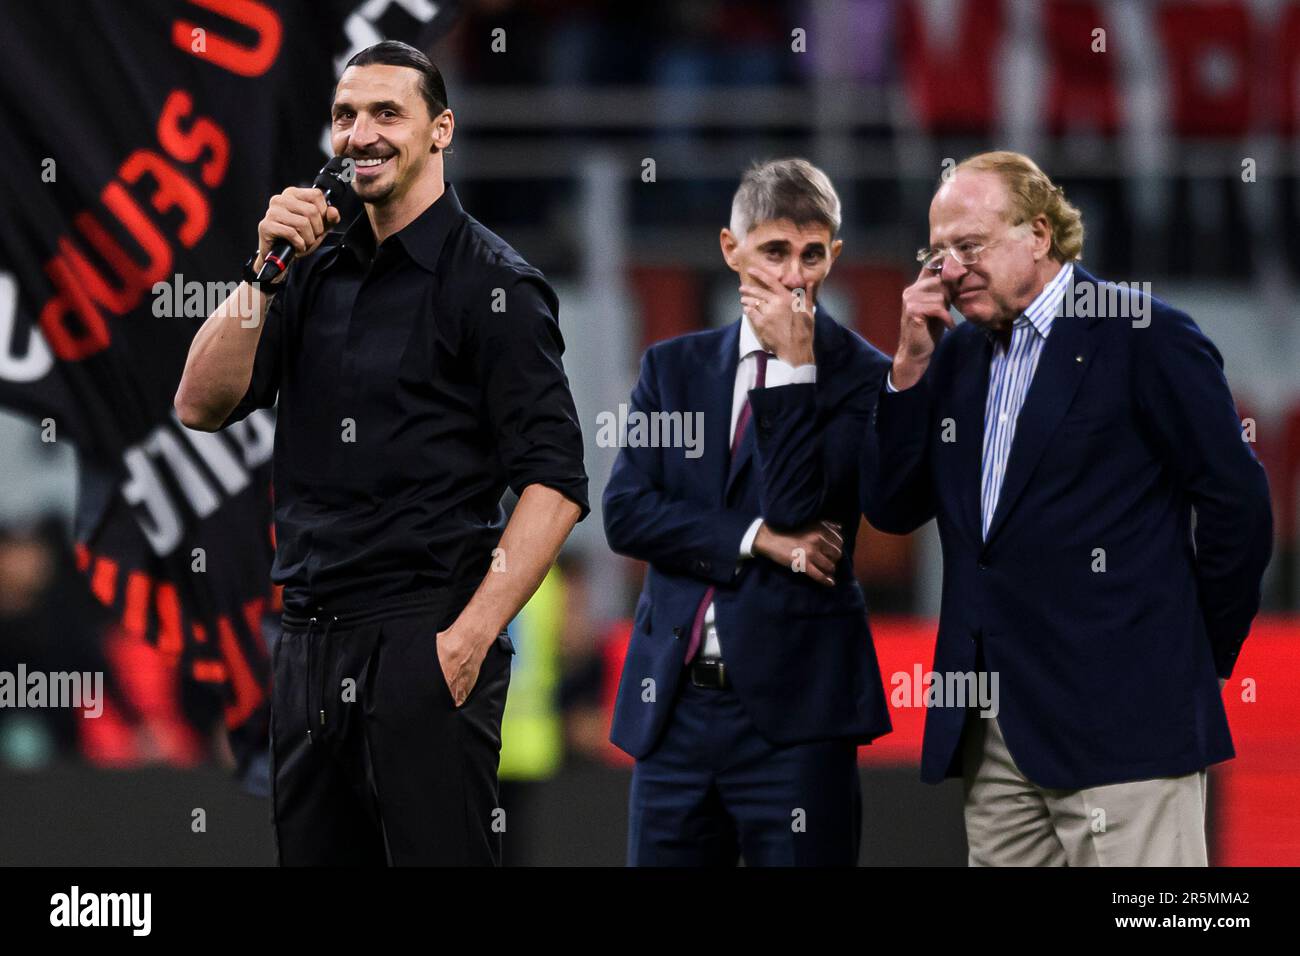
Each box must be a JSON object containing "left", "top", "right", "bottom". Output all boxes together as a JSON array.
[
  {"left": 954, "top": 330, "right": 993, "bottom": 543},
  {"left": 705, "top": 321, "right": 741, "bottom": 504},
  {"left": 724, "top": 308, "right": 850, "bottom": 501},
  {"left": 723, "top": 315, "right": 757, "bottom": 499},
  {"left": 809, "top": 307, "right": 853, "bottom": 411},
  {"left": 982, "top": 276, "right": 1099, "bottom": 546}
]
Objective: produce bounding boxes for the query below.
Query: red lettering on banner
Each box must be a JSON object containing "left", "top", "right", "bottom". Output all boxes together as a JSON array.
[
  {"left": 55, "top": 231, "right": 136, "bottom": 316},
  {"left": 1158, "top": 1, "right": 1252, "bottom": 137},
  {"left": 39, "top": 255, "right": 112, "bottom": 361},
  {"left": 90, "top": 555, "right": 118, "bottom": 605},
  {"left": 40, "top": 178, "right": 178, "bottom": 360},
  {"left": 99, "top": 179, "right": 178, "bottom": 284},
  {"left": 155, "top": 582, "right": 183, "bottom": 658},
  {"left": 192, "top": 661, "right": 227, "bottom": 682},
  {"left": 122, "top": 571, "right": 152, "bottom": 637},
  {"left": 157, "top": 90, "right": 229, "bottom": 188},
  {"left": 217, "top": 614, "right": 264, "bottom": 727},
  {"left": 119, "top": 149, "right": 210, "bottom": 248},
  {"left": 37, "top": 92, "right": 228, "bottom": 361},
  {"left": 241, "top": 596, "right": 265, "bottom": 638},
  {"left": 172, "top": 0, "right": 282, "bottom": 78},
  {"left": 73, "top": 184, "right": 173, "bottom": 310},
  {"left": 900, "top": 0, "right": 1004, "bottom": 134}
]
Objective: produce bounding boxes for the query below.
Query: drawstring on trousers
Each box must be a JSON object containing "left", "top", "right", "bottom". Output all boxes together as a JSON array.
[{"left": 304, "top": 614, "right": 338, "bottom": 744}]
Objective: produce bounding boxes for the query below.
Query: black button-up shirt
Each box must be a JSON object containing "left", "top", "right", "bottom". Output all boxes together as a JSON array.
[{"left": 221, "top": 184, "right": 589, "bottom": 614}]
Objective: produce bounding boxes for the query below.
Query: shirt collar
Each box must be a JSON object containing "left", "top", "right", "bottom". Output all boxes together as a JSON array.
[
  {"left": 984, "top": 260, "right": 1075, "bottom": 342},
  {"left": 337, "top": 182, "right": 465, "bottom": 273},
  {"left": 739, "top": 312, "right": 763, "bottom": 358}
]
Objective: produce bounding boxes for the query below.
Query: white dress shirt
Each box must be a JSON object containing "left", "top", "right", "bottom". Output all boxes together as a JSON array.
[{"left": 699, "top": 313, "right": 817, "bottom": 660}]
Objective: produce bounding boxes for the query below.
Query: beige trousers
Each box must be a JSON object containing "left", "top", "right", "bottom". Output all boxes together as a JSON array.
[{"left": 961, "top": 714, "right": 1208, "bottom": 866}]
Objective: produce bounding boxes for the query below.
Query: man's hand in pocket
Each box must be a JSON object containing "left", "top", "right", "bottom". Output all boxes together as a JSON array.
[{"left": 436, "top": 620, "right": 493, "bottom": 707}]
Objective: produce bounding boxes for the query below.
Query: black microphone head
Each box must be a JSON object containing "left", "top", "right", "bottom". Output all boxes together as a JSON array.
[{"left": 312, "top": 155, "right": 351, "bottom": 199}]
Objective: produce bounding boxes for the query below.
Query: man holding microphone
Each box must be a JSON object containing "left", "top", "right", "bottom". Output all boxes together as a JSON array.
[{"left": 174, "top": 41, "right": 588, "bottom": 865}]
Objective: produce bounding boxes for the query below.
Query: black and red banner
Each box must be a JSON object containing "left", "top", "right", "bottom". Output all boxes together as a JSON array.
[{"left": 0, "top": 0, "right": 460, "bottom": 776}]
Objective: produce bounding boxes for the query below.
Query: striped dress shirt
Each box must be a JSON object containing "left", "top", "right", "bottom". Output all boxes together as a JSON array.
[
  {"left": 978, "top": 262, "right": 1074, "bottom": 538},
  {"left": 885, "top": 262, "right": 1075, "bottom": 540}
]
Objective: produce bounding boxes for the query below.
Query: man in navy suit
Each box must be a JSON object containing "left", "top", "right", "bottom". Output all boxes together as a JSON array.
[
  {"left": 604, "top": 159, "right": 892, "bottom": 866},
  {"left": 866, "top": 151, "right": 1272, "bottom": 865}
]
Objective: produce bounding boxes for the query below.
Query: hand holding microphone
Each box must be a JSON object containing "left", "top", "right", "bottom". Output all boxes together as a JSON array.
[{"left": 254, "top": 156, "right": 349, "bottom": 284}]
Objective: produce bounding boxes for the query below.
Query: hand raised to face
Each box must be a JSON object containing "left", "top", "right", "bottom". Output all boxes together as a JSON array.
[{"left": 739, "top": 265, "right": 815, "bottom": 367}]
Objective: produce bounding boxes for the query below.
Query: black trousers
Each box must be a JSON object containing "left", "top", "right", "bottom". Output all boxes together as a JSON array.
[{"left": 270, "top": 590, "right": 513, "bottom": 866}]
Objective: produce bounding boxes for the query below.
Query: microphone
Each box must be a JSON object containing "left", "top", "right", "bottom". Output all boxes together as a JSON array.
[{"left": 256, "top": 155, "right": 350, "bottom": 284}]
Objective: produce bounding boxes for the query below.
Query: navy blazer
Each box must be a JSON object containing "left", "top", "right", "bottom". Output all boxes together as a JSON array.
[
  {"left": 864, "top": 265, "right": 1273, "bottom": 789},
  {"left": 605, "top": 309, "right": 893, "bottom": 759}
]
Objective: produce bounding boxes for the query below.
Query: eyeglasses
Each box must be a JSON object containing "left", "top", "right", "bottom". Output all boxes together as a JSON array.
[{"left": 916, "top": 236, "right": 1010, "bottom": 272}]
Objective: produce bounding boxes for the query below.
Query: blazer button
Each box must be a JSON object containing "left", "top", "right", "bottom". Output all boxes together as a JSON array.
[
  {"left": 759, "top": 416, "right": 774, "bottom": 430},
  {"left": 672, "top": 626, "right": 683, "bottom": 640},
  {"left": 700, "top": 560, "right": 712, "bottom": 573},
  {"left": 977, "top": 560, "right": 990, "bottom": 570}
]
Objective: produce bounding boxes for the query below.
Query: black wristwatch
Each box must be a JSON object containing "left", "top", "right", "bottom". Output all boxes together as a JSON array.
[{"left": 241, "top": 250, "right": 285, "bottom": 296}]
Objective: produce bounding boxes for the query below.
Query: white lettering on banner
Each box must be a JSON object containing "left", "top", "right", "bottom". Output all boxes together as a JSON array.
[
  {"left": 123, "top": 408, "right": 277, "bottom": 556},
  {"left": 0, "top": 271, "right": 54, "bottom": 383}
]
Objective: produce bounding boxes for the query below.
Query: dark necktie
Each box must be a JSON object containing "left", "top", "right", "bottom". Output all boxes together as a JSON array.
[{"left": 684, "top": 350, "right": 770, "bottom": 664}]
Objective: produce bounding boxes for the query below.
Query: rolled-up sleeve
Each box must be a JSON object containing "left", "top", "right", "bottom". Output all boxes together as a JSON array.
[
  {"left": 219, "top": 284, "right": 288, "bottom": 429},
  {"left": 472, "top": 270, "right": 590, "bottom": 519}
]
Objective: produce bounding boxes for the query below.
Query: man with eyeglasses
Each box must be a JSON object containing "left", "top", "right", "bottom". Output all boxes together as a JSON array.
[{"left": 863, "top": 150, "right": 1272, "bottom": 865}]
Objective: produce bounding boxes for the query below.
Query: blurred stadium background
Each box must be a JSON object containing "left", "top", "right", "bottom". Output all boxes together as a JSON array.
[{"left": 1, "top": 0, "right": 1298, "bottom": 865}]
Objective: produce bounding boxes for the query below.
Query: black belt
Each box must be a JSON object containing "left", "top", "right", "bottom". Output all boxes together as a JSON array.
[
  {"left": 689, "top": 658, "right": 729, "bottom": 690},
  {"left": 280, "top": 584, "right": 477, "bottom": 630}
]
